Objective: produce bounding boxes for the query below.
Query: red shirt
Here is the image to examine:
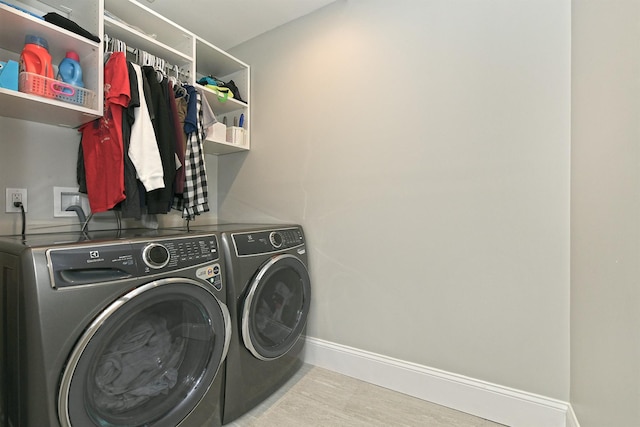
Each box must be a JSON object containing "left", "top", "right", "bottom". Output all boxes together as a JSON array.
[{"left": 79, "top": 52, "right": 130, "bottom": 213}]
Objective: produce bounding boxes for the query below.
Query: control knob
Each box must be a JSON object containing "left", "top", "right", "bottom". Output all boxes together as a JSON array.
[
  {"left": 269, "top": 231, "right": 283, "bottom": 249},
  {"left": 142, "top": 243, "right": 170, "bottom": 269}
]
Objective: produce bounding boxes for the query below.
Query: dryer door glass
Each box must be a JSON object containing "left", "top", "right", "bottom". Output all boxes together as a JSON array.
[
  {"left": 242, "top": 254, "right": 311, "bottom": 360},
  {"left": 58, "top": 278, "right": 230, "bottom": 427}
]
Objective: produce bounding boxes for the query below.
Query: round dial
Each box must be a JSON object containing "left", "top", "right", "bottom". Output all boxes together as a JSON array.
[
  {"left": 142, "top": 243, "right": 170, "bottom": 269},
  {"left": 269, "top": 232, "right": 283, "bottom": 249}
]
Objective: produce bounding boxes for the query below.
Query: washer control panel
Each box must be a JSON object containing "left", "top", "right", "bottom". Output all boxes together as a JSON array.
[
  {"left": 47, "top": 234, "right": 220, "bottom": 288},
  {"left": 233, "top": 227, "right": 304, "bottom": 256},
  {"left": 135, "top": 235, "right": 219, "bottom": 273}
]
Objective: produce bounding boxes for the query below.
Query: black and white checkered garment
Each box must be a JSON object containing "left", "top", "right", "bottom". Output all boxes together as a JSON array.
[{"left": 178, "top": 91, "right": 209, "bottom": 220}]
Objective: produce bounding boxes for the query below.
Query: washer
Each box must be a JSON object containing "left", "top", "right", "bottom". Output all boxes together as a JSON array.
[
  {"left": 0, "top": 229, "right": 231, "bottom": 427},
  {"left": 218, "top": 224, "right": 312, "bottom": 424}
]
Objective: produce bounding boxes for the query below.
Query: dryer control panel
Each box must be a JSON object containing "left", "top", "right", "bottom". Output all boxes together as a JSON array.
[
  {"left": 233, "top": 227, "right": 304, "bottom": 256},
  {"left": 47, "top": 234, "right": 220, "bottom": 288}
]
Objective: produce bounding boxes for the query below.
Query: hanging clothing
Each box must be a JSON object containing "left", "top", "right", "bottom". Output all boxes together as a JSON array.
[
  {"left": 183, "top": 84, "right": 198, "bottom": 135},
  {"left": 142, "top": 66, "right": 176, "bottom": 214},
  {"left": 129, "top": 64, "right": 164, "bottom": 192},
  {"left": 114, "top": 61, "right": 142, "bottom": 220},
  {"left": 78, "top": 52, "right": 130, "bottom": 213},
  {"left": 168, "top": 80, "right": 186, "bottom": 195},
  {"left": 176, "top": 88, "right": 210, "bottom": 220},
  {"left": 198, "top": 86, "right": 218, "bottom": 129}
]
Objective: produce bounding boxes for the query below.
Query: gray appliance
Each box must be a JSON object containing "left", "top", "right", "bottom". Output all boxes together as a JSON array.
[
  {"left": 219, "top": 224, "right": 311, "bottom": 424},
  {"left": 0, "top": 229, "right": 231, "bottom": 427}
]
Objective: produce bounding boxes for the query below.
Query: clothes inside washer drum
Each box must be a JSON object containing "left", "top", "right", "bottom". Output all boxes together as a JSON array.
[{"left": 93, "top": 315, "right": 185, "bottom": 412}]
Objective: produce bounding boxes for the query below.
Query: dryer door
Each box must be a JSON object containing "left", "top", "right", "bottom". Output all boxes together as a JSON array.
[
  {"left": 58, "top": 278, "right": 231, "bottom": 427},
  {"left": 242, "top": 254, "right": 311, "bottom": 360}
]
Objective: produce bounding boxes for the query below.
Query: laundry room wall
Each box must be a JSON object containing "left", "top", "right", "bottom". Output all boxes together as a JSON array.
[
  {"left": 0, "top": 116, "right": 83, "bottom": 235},
  {"left": 221, "top": 0, "right": 571, "bottom": 401},
  {"left": 0, "top": 115, "right": 219, "bottom": 235},
  {"left": 571, "top": 1, "right": 640, "bottom": 426}
]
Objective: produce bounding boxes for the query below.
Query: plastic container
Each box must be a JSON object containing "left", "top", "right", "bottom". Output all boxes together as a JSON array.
[
  {"left": 0, "top": 60, "right": 19, "bottom": 91},
  {"left": 20, "top": 35, "right": 54, "bottom": 79},
  {"left": 57, "top": 51, "right": 84, "bottom": 89},
  {"left": 19, "top": 72, "right": 96, "bottom": 108},
  {"left": 226, "top": 126, "right": 246, "bottom": 146},
  {"left": 206, "top": 122, "right": 226, "bottom": 142}
]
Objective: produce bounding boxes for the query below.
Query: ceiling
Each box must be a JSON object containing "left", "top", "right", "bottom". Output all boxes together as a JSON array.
[{"left": 141, "top": 0, "right": 337, "bottom": 50}]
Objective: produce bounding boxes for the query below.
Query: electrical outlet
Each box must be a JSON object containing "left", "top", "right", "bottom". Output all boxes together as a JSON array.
[
  {"left": 53, "top": 187, "right": 89, "bottom": 218},
  {"left": 5, "top": 188, "right": 27, "bottom": 213}
]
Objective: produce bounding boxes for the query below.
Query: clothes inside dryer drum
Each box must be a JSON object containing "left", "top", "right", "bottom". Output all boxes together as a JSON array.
[
  {"left": 240, "top": 253, "right": 311, "bottom": 362},
  {"left": 255, "top": 281, "right": 295, "bottom": 345}
]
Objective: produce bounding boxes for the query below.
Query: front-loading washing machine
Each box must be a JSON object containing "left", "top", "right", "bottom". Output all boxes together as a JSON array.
[
  {"left": 0, "top": 228, "right": 231, "bottom": 427},
  {"left": 218, "top": 224, "right": 312, "bottom": 424}
]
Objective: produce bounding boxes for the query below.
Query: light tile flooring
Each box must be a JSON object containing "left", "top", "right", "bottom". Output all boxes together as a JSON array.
[{"left": 228, "top": 364, "right": 506, "bottom": 426}]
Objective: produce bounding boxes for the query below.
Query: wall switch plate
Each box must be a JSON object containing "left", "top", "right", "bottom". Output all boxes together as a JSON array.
[
  {"left": 53, "top": 187, "right": 89, "bottom": 218},
  {"left": 5, "top": 188, "right": 27, "bottom": 213}
]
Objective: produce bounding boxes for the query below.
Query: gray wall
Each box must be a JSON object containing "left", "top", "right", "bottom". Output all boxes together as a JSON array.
[
  {"left": 0, "top": 116, "right": 81, "bottom": 235},
  {"left": 224, "top": 0, "right": 571, "bottom": 400},
  {"left": 571, "top": 1, "right": 640, "bottom": 426}
]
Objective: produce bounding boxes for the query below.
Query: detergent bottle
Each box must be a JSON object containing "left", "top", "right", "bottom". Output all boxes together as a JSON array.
[
  {"left": 57, "top": 51, "right": 84, "bottom": 88},
  {"left": 20, "top": 35, "right": 54, "bottom": 78}
]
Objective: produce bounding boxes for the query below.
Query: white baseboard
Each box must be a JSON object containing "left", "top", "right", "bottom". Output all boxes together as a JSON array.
[
  {"left": 566, "top": 405, "right": 581, "bottom": 427},
  {"left": 304, "top": 337, "right": 576, "bottom": 427}
]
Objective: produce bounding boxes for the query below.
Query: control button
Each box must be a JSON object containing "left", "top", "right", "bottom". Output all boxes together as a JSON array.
[
  {"left": 142, "top": 243, "right": 170, "bottom": 269},
  {"left": 269, "top": 231, "right": 283, "bottom": 249}
]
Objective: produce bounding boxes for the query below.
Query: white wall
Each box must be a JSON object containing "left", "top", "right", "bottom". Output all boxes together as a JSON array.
[
  {"left": 571, "top": 1, "right": 640, "bottom": 426},
  {"left": 224, "top": 0, "right": 571, "bottom": 400}
]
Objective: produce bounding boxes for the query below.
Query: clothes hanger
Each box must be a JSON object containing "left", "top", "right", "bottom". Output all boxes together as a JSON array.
[
  {"left": 154, "top": 57, "right": 165, "bottom": 82},
  {"left": 167, "top": 64, "right": 178, "bottom": 86},
  {"left": 103, "top": 33, "right": 112, "bottom": 62}
]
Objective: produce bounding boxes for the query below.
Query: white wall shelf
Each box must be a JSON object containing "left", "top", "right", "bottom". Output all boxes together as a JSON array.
[
  {"left": 103, "top": 16, "right": 192, "bottom": 69},
  {"left": 103, "top": 0, "right": 250, "bottom": 155},
  {"left": 0, "top": 1, "right": 103, "bottom": 127},
  {"left": 195, "top": 36, "right": 250, "bottom": 154},
  {"left": 1, "top": 0, "right": 250, "bottom": 153},
  {"left": 203, "top": 138, "right": 249, "bottom": 156}
]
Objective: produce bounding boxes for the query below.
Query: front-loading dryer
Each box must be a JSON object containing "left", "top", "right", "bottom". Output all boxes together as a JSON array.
[
  {"left": 218, "top": 224, "right": 311, "bottom": 424},
  {"left": 0, "top": 229, "right": 231, "bottom": 427}
]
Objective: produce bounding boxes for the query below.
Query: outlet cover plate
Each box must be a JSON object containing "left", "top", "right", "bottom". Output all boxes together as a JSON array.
[
  {"left": 53, "top": 187, "right": 89, "bottom": 218},
  {"left": 5, "top": 188, "right": 27, "bottom": 213}
]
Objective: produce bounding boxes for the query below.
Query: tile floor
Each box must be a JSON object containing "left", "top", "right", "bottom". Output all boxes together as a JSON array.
[{"left": 228, "top": 364, "right": 506, "bottom": 426}]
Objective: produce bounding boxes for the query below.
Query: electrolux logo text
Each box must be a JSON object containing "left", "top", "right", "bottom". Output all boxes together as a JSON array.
[{"left": 87, "top": 250, "right": 104, "bottom": 263}]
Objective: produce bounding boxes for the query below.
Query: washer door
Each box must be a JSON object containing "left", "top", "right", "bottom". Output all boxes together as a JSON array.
[
  {"left": 58, "top": 278, "right": 231, "bottom": 427},
  {"left": 242, "top": 254, "right": 311, "bottom": 360}
]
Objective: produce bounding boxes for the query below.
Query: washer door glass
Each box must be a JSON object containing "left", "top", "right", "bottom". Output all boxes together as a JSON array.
[
  {"left": 58, "top": 278, "right": 230, "bottom": 427},
  {"left": 242, "top": 254, "right": 311, "bottom": 360}
]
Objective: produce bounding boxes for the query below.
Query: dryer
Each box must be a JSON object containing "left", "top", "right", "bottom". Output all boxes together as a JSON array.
[
  {"left": 0, "top": 229, "right": 231, "bottom": 427},
  {"left": 219, "top": 224, "right": 311, "bottom": 424}
]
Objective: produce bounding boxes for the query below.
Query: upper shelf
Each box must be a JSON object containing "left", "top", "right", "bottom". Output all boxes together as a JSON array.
[
  {"left": 195, "top": 38, "right": 248, "bottom": 78},
  {"left": 104, "top": 0, "right": 193, "bottom": 59},
  {"left": 103, "top": 16, "right": 193, "bottom": 67},
  {"left": 0, "top": 3, "right": 100, "bottom": 61},
  {"left": 0, "top": 2, "right": 103, "bottom": 127}
]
